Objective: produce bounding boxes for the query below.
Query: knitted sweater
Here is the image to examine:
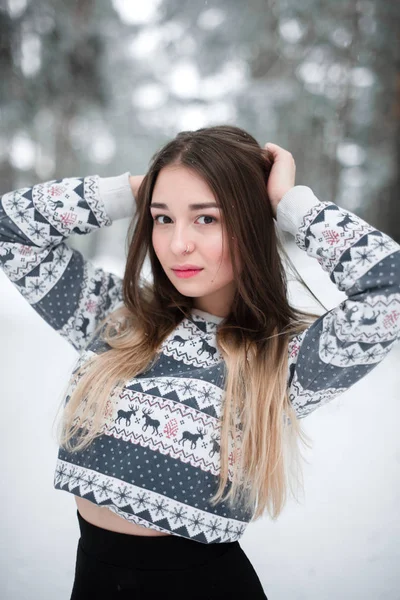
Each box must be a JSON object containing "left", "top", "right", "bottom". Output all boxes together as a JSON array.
[{"left": 1, "top": 173, "right": 399, "bottom": 544}]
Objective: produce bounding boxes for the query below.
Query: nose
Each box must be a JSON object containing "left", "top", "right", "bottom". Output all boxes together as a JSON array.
[{"left": 169, "top": 224, "right": 193, "bottom": 255}]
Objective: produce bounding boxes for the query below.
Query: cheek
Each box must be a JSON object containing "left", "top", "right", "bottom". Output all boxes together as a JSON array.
[
  {"left": 151, "top": 231, "right": 163, "bottom": 257},
  {"left": 206, "top": 239, "right": 231, "bottom": 271}
]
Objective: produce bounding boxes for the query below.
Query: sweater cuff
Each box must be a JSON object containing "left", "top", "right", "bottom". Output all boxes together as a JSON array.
[
  {"left": 98, "top": 172, "right": 136, "bottom": 221},
  {"left": 275, "top": 185, "right": 322, "bottom": 236}
]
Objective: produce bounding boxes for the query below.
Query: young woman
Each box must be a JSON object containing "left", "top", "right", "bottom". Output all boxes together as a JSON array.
[{"left": 1, "top": 126, "right": 399, "bottom": 599}]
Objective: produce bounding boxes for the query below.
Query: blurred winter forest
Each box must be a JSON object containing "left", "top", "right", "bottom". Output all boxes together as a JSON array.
[{"left": 1, "top": 0, "right": 399, "bottom": 259}]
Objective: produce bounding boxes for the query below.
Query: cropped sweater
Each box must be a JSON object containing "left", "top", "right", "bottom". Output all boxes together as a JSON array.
[{"left": 1, "top": 173, "right": 399, "bottom": 544}]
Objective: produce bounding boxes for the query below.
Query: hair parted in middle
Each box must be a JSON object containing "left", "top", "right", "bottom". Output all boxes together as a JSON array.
[{"left": 56, "top": 125, "right": 325, "bottom": 521}]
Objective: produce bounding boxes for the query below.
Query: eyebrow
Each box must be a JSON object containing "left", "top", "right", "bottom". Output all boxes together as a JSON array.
[{"left": 150, "top": 202, "right": 220, "bottom": 210}]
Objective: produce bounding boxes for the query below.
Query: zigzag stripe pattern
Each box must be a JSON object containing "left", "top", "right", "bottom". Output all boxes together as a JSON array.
[
  {"left": 330, "top": 233, "right": 398, "bottom": 291},
  {"left": 54, "top": 460, "right": 248, "bottom": 544},
  {"left": 1, "top": 187, "right": 63, "bottom": 247},
  {"left": 125, "top": 375, "right": 224, "bottom": 414},
  {"left": 294, "top": 201, "right": 398, "bottom": 282},
  {"left": 295, "top": 201, "right": 335, "bottom": 251},
  {"left": 33, "top": 176, "right": 111, "bottom": 235},
  {"left": 18, "top": 244, "right": 74, "bottom": 303},
  {"left": 159, "top": 320, "right": 222, "bottom": 368},
  {"left": 0, "top": 241, "right": 54, "bottom": 282}
]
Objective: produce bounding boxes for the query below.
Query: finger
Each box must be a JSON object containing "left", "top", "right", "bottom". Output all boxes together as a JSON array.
[
  {"left": 265, "top": 143, "right": 294, "bottom": 162},
  {"left": 264, "top": 142, "right": 285, "bottom": 150},
  {"left": 264, "top": 142, "right": 282, "bottom": 150},
  {"left": 264, "top": 142, "right": 285, "bottom": 159}
]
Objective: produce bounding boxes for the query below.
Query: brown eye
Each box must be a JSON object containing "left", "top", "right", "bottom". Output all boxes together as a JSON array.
[
  {"left": 197, "top": 216, "right": 217, "bottom": 225},
  {"left": 153, "top": 215, "right": 171, "bottom": 224}
]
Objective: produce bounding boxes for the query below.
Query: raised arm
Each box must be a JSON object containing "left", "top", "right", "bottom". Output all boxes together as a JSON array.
[
  {"left": 266, "top": 142, "right": 400, "bottom": 419},
  {"left": 279, "top": 186, "right": 400, "bottom": 418},
  {"left": 0, "top": 173, "right": 138, "bottom": 353}
]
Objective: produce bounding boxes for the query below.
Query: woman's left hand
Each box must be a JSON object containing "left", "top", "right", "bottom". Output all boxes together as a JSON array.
[{"left": 264, "top": 142, "right": 296, "bottom": 218}]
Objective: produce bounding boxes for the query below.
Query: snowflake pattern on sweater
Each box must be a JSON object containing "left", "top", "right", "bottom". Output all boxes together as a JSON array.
[{"left": 1, "top": 174, "right": 399, "bottom": 544}]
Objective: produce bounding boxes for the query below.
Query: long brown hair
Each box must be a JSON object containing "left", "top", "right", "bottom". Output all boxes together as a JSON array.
[{"left": 56, "top": 125, "right": 324, "bottom": 520}]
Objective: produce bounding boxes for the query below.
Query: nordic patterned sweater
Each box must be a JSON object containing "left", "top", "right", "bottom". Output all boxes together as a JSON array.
[{"left": 1, "top": 173, "right": 399, "bottom": 544}]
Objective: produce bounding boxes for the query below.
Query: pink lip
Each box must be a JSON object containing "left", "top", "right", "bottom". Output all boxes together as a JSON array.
[
  {"left": 172, "top": 264, "right": 202, "bottom": 270},
  {"left": 172, "top": 268, "right": 203, "bottom": 279}
]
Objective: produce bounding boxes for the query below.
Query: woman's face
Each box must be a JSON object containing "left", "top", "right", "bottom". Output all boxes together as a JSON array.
[{"left": 150, "top": 164, "right": 236, "bottom": 318}]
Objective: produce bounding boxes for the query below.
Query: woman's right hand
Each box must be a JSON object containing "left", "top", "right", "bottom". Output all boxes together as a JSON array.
[{"left": 129, "top": 175, "right": 145, "bottom": 199}]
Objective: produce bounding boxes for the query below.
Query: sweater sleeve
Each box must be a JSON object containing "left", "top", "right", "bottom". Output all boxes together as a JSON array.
[
  {"left": 0, "top": 173, "right": 136, "bottom": 353},
  {"left": 276, "top": 186, "right": 400, "bottom": 419}
]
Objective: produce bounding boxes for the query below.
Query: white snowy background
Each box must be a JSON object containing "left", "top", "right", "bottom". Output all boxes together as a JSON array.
[{"left": 1, "top": 235, "right": 399, "bottom": 600}]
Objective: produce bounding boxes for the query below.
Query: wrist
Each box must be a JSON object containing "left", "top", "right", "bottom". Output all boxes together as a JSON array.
[
  {"left": 129, "top": 175, "right": 145, "bottom": 200},
  {"left": 275, "top": 185, "right": 321, "bottom": 235},
  {"left": 272, "top": 187, "right": 294, "bottom": 218},
  {"left": 98, "top": 172, "right": 135, "bottom": 221}
]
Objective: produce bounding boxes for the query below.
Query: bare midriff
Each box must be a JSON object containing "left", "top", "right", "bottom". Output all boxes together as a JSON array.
[{"left": 75, "top": 496, "right": 172, "bottom": 536}]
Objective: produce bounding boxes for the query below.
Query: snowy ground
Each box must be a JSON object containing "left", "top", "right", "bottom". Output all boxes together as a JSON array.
[{"left": 0, "top": 238, "right": 399, "bottom": 600}]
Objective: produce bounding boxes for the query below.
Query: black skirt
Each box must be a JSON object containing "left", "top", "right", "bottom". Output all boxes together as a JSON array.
[{"left": 70, "top": 509, "right": 268, "bottom": 599}]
